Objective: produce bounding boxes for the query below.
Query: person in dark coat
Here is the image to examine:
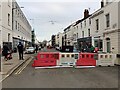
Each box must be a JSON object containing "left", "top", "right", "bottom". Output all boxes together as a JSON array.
[
  {"left": 17, "top": 42, "right": 24, "bottom": 60},
  {"left": 35, "top": 45, "right": 38, "bottom": 53},
  {"left": 2, "top": 44, "right": 9, "bottom": 60}
]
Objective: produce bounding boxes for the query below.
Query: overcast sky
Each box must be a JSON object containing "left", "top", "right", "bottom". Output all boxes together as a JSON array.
[{"left": 16, "top": 0, "right": 101, "bottom": 42}]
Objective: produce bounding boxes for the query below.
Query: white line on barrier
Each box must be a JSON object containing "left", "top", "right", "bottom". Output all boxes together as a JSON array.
[
  {"left": 35, "top": 66, "right": 60, "bottom": 69},
  {"left": 35, "top": 66, "right": 74, "bottom": 69},
  {"left": 75, "top": 66, "right": 95, "bottom": 68}
]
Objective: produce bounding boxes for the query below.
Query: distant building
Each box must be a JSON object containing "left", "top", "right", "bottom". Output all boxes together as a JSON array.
[
  {"left": 56, "top": 32, "right": 63, "bottom": 49},
  {"left": 31, "top": 30, "right": 35, "bottom": 47},
  {"left": 47, "top": 40, "right": 52, "bottom": 46},
  {"left": 51, "top": 35, "right": 56, "bottom": 47}
]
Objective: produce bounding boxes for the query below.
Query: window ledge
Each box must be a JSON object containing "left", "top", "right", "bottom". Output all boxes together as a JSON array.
[
  {"left": 105, "top": 27, "right": 110, "bottom": 30},
  {"left": 95, "top": 31, "right": 98, "bottom": 33}
]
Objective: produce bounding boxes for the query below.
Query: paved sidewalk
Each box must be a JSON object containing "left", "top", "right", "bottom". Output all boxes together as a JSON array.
[{"left": 0, "top": 53, "right": 30, "bottom": 81}]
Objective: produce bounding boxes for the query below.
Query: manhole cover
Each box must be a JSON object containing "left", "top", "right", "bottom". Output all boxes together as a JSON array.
[{"left": 4, "top": 63, "right": 13, "bottom": 65}]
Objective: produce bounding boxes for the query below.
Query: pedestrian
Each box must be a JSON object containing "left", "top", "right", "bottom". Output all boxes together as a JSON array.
[
  {"left": 35, "top": 45, "right": 38, "bottom": 53},
  {"left": 17, "top": 42, "right": 24, "bottom": 60},
  {"left": 90, "top": 45, "right": 95, "bottom": 53},
  {"left": 2, "top": 44, "right": 9, "bottom": 61}
]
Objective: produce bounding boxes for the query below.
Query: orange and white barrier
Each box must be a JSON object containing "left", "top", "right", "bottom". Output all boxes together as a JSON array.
[
  {"left": 32, "top": 52, "right": 118, "bottom": 68},
  {"left": 76, "top": 53, "right": 97, "bottom": 68},
  {"left": 32, "top": 52, "right": 59, "bottom": 67}
]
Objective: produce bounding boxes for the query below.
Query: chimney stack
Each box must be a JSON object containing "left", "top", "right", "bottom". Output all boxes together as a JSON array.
[
  {"left": 84, "top": 9, "right": 89, "bottom": 19},
  {"left": 101, "top": 0, "right": 104, "bottom": 8}
]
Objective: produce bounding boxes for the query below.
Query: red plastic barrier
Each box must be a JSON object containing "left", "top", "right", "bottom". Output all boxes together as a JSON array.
[
  {"left": 76, "top": 53, "right": 97, "bottom": 66},
  {"left": 32, "top": 52, "right": 59, "bottom": 67}
]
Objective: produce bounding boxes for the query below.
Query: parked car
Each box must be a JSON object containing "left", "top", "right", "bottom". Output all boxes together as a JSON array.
[{"left": 24, "top": 47, "right": 35, "bottom": 54}]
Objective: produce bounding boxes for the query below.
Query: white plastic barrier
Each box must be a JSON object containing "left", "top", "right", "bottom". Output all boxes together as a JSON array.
[
  {"left": 97, "top": 54, "right": 116, "bottom": 66},
  {"left": 57, "top": 53, "right": 79, "bottom": 67}
]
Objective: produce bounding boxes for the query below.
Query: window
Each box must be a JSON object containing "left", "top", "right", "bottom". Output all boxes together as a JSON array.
[
  {"left": 77, "top": 26, "right": 78, "bottom": 29},
  {"left": 88, "top": 29, "right": 90, "bottom": 37},
  {"left": 106, "top": 13, "right": 110, "bottom": 28},
  {"left": 8, "top": 13, "right": 10, "bottom": 26},
  {"left": 8, "top": 33, "right": 10, "bottom": 42},
  {"left": 8, "top": 0, "right": 10, "bottom": 7},
  {"left": 82, "top": 31, "right": 84, "bottom": 38},
  {"left": 16, "top": 6, "right": 17, "bottom": 14},
  {"left": 96, "top": 19, "right": 99, "bottom": 31},
  {"left": 106, "top": 38, "right": 111, "bottom": 53},
  {"left": 18, "top": 23, "right": 19, "bottom": 31},
  {"left": 77, "top": 33, "right": 78, "bottom": 38},
  {"left": 84, "top": 20, "right": 86, "bottom": 27},
  {"left": 94, "top": 40, "right": 98, "bottom": 47},
  {"left": 18, "top": 9, "right": 19, "bottom": 16},
  {"left": 89, "top": 18, "right": 91, "bottom": 25},
  {"left": 81, "top": 22, "right": 82, "bottom": 28},
  {"left": 15, "top": 21, "right": 17, "bottom": 30},
  {"left": 106, "top": 0, "right": 111, "bottom": 4}
]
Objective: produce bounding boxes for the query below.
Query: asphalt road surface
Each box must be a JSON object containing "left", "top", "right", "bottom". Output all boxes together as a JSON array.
[{"left": 2, "top": 59, "right": 119, "bottom": 88}]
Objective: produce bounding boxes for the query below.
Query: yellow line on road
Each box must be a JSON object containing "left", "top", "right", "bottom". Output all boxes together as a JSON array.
[{"left": 15, "top": 58, "right": 32, "bottom": 75}]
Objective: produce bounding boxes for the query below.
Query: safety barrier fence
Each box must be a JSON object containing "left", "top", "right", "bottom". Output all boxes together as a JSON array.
[
  {"left": 32, "top": 52, "right": 120, "bottom": 68},
  {"left": 32, "top": 52, "right": 59, "bottom": 67},
  {"left": 96, "top": 54, "right": 116, "bottom": 66},
  {"left": 57, "top": 53, "right": 79, "bottom": 67},
  {"left": 76, "top": 53, "right": 97, "bottom": 68}
]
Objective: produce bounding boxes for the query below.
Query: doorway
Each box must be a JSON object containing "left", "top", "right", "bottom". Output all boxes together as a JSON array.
[{"left": 106, "top": 38, "right": 111, "bottom": 53}]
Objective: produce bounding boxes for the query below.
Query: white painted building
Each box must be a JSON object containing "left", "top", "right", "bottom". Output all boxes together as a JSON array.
[
  {"left": 47, "top": 40, "right": 52, "bottom": 46},
  {"left": 63, "top": 9, "right": 92, "bottom": 50},
  {"left": 103, "top": 0, "right": 120, "bottom": 53},
  {"left": 63, "top": 22, "right": 77, "bottom": 46},
  {"left": 62, "top": 0, "right": 120, "bottom": 54},
  {"left": 0, "top": 0, "right": 13, "bottom": 49},
  {"left": 90, "top": 8, "right": 104, "bottom": 51},
  {"left": 0, "top": 0, "right": 32, "bottom": 49},
  {"left": 12, "top": 0, "right": 32, "bottom": 49},
  {"left": 55, "top": 35, "right": 57, "bottom": 46},
  {"left": 56, "top": 32, "right": 63, "bottom": 49},
  {"left": 91, "top": 0, "right": 120, "bottom": 53},
  {"left": 0, "top": 1, "right": 2, "bottom": 47}
]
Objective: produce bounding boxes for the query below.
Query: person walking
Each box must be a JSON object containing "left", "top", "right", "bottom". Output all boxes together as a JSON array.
[
  {"left": 2, "top": 44, "right": 9, "bottom": 61},
  {"left": 35, "top": 45, "right": 38, "bottom": 53},
  {"left": 17, "top": 42, "right": 24, "bottom": 60},
  {"left": 90, "top": 45, "right": 95, "bottom": 53}
]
